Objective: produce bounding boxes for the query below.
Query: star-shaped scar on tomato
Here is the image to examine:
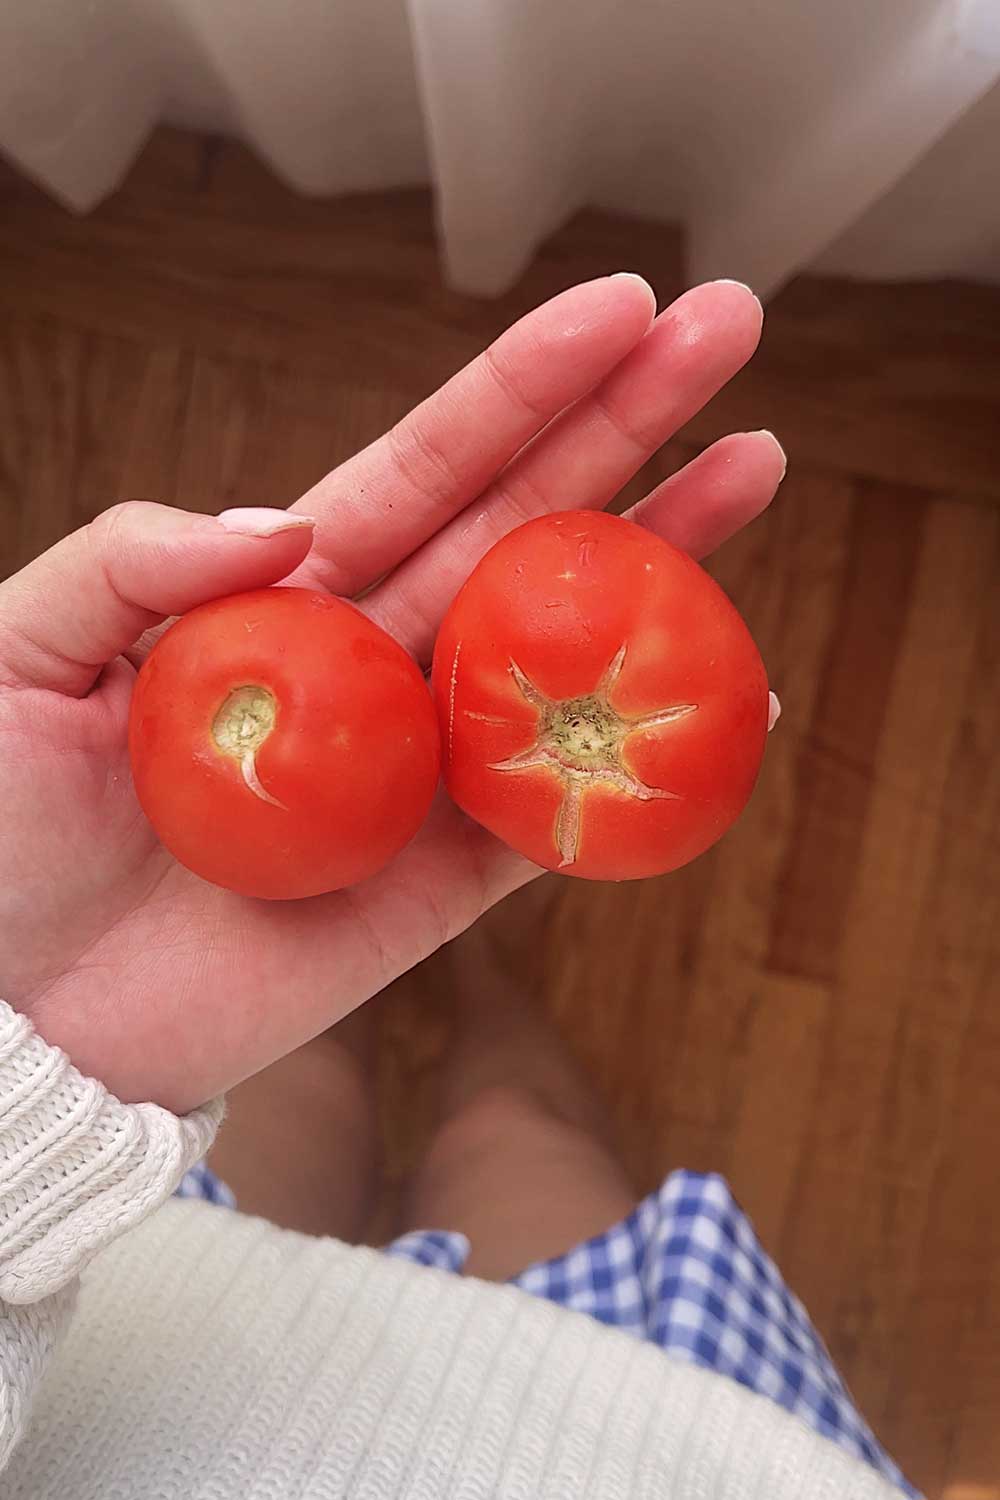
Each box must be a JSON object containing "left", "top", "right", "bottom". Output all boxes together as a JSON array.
[{"left": 488, "top": 644, "right": 698, "bottom": 868}]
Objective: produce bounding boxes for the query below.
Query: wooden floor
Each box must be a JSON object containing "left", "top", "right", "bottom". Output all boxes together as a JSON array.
[{"left": 2, "top": 130, "right": 998, "bottom": 1498}]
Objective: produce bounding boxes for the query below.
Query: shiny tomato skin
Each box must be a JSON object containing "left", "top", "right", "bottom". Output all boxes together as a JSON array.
[
  {"left": 432, "top": 511, "right": 768, "bottom": 881},
  {"left": 129, "top": 587, "right": 440, "bottom": 899}
]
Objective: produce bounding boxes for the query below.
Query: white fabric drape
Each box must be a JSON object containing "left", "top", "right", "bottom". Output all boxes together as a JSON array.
[{"left": 1, "top": 0, "right": 998, "bottom": 297}]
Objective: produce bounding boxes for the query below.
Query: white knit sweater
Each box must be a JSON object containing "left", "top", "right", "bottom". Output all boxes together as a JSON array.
[{"left": 0, "top": 1001, "right": 899, "bottom": 1499}]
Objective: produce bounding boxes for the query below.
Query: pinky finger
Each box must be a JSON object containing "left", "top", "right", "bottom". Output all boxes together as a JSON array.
[{"left": 627, "top": 429, "right": 786, "bottom": 560}]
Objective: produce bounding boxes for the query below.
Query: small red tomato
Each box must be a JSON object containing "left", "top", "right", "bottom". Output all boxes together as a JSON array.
[
  {"left": 129, "top": 587, "right": 440, "bottom": 899},
  {"left": 432, "top": 511, "right": 768, "bottom": 880}
]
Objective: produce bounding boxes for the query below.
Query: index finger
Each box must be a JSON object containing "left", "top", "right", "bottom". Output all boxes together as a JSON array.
[{"left": 288, "top": 275, "right": 656, "bottom": 596}]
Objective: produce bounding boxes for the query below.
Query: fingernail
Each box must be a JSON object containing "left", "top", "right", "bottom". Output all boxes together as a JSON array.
[
  {"left": 215, "top": 508, "right": 316, "bottom": 538},
  {"left": 712, "top": 279, "right": 764, "bottom": 317},
  {"left": 755, "top": 429, "right": 787, "bottom": 481},
  {"left": 768, "top": 691, "right": 782, "bottom": 732},
  {"left": 610, "top": 272, "right": 657, "bottom": 318}
]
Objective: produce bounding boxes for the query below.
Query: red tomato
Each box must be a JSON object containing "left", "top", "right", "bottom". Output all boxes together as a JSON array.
[
  {"left": 432, "top": 511, "right": 768, "bottom": 880},
  {"left": 129, "top": 587, "right": 440, "bottom": 899}
]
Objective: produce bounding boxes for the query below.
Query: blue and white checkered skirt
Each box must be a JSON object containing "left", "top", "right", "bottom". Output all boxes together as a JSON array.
[{"left": 177, "top": 1166, "right": 914, "bottom": 1496}]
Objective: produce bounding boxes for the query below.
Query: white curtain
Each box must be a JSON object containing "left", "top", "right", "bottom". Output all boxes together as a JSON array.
[{"left": 1, "top": 0, "right": 998, "bottom": 297}]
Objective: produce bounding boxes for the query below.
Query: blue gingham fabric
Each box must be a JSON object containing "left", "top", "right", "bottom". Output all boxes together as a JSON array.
[
  {"left": 177, "top": 1166, "right": 914, "bottom": 1496},
  {"left": 175, "top": 1159, "right": 236, "bottom": 1208}
]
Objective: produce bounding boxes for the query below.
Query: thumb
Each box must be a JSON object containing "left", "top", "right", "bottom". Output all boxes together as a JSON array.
[{"left": 0, "top": 502, "right": 316, "bottom": 696}]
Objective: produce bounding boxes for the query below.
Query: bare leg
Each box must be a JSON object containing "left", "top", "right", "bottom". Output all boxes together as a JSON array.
[
  {"left": 208, "top": 1003, "right": 380, "bottom": 1241},
  {"left": 401, "top": 916, "right": 636, "bottom": 1281}
]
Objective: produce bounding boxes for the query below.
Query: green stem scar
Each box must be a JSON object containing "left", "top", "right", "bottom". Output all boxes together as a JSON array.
[
  {"left": 211, "top": 685, "right": 286, "bottom": 809},
  {"left": 489, "top": 647, "right": 696, "bottom": 867}
]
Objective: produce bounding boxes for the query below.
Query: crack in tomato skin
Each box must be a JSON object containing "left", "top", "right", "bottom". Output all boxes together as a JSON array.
[
  {"left": 447, "top": 641, "right": 462, "bottom": 761},
  {"left": 487, "top": 646, "right": 697, "bottom": 867}
]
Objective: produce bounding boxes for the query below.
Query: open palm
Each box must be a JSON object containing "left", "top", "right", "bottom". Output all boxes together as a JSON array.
[{"left": 0, "top": 277, "right": 782, "bottom": 1113}]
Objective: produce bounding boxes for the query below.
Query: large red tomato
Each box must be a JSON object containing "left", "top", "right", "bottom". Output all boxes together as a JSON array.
[
  {"left": 432, "top": 511, "right": 768, "bottom": 880},
  {"left": 129, "top": 587, "right": 440, "bottom": 899}
]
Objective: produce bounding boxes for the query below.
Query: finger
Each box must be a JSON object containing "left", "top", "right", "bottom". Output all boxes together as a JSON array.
[
  {"left": 123, "top": 435, "right": 777, "bottom": 691},
  {"left": 627, "top": 428, "right": 786, "bottom": 556},
  {"left": 0, "top": 503, "right": 315, "bottom": 696},
  {"left": 364, "top": 281, "right": 763, "bottom": 660},
  {"left": 287, "top": 274, "right": 657, "bottom": 594},
  {"left": 123, "top": 621, "right": 172, "bottom": 671},
  {"left": 371, "top": 428, "right": 781, "bottom": 667}
]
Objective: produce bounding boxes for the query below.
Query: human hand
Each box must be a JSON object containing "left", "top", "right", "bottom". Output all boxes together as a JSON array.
[{"left": 0, "top": 277, "right": 782, "bottom": 1112}]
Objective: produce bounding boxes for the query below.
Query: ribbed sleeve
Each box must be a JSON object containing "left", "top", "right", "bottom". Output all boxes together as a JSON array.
[
  {"left": 0, "top": 1002, "right": 221, "bottom": 1304},
  {"left": 0, "top": 1000, "right": 221, "bottom": 1471}
]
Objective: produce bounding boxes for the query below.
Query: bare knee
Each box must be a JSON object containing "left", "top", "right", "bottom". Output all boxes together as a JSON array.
[
  {"left": 431, "top": 1082, "right": 574, "bottom": 1161},
  {"left": 406, "top": 1082, "right": 635, "bottom": 1280},
  {"left": 417, "top": 1082, "right": 621, "bottom": 1204}
]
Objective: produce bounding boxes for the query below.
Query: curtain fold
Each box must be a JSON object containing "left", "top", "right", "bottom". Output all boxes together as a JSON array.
[{"left": 1, "top": 0, "right": 997, "bottom": 296}]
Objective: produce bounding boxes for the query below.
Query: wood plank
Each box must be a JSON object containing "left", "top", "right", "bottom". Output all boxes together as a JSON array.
[
  {"left": 725, "top": 971, "right": 830, "bottom": 1251},
  {"left": 686, "top": 274, "right": 1000, "bottom": 504},
  {"left": 0, "top": 320, "right": 201, "bottom": 573},
  {"left": 767, "top": 480, "right": 926, "bottom": 982},
  {"left": 0, "top": 129, "right": 684, "bottom": 394},
  {"left": 652, "top": 469, "right": 855, "bottom": 1184},
  {"left": 5, "top": 129, "right": 1000, "bottom": 505},
  {"left": 878, "top": 531, "right": 1000, "bottom": 1496},
  {"left": 778, "top": 498, "right": 999, "bottom": 1478},
  {"left": 543, "top": 855, "right": 719, "bottom": 1190},
  {"left": 883, "top": 941, "right": 1000, "bottom": 1498}
]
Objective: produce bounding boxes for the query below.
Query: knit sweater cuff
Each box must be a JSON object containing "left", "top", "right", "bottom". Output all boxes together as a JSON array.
[{"left": 0, "top": 1001, "right": 222, "bottom": 1305}]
